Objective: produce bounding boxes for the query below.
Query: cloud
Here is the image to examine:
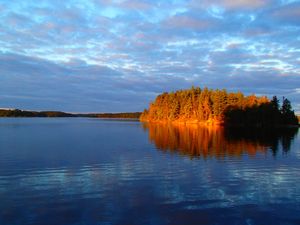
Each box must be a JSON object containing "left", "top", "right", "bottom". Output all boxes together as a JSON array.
[
  {"left": 0, "top": 0, "right": 299, "bottom": 112},
  {"left": 191, "top": 0, "right": 271, "bottom": 10},
  {"left": 271, "top": 1, "right": 300, "bottom": 25},
  {"left": 0, "top": 53, "right": 136, "bottom": 112},
  {"left": 163, "top": 14, "right": 217, "bottom": 31},
  {"left": 119, "top": 0, "right": 153, "bottom": 10},
  {"left": 218, "top": 0, "right": 270, "bottom": 10}
]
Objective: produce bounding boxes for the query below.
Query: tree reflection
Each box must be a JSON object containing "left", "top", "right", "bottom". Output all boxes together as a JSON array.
[
  {"left": 224, "top": 127, "right": 299, "bottom": 156},
  {"left": 143, "top": 123, "right": 298, "bottom": 159}
]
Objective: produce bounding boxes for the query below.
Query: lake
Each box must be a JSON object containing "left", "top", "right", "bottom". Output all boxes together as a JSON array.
[{"left": 0, "top": 118, "right": 299, "bottom": 225}]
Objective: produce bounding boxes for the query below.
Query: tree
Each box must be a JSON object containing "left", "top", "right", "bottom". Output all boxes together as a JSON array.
[
  {"left": 271, "top": 96, "right": 279, "bottom": 110},
  {"left": 281, "top": 97, "right": 298, "bottom": 125},
  {"left": 281, "top": 97, "right": 292, "bottom": 114}
]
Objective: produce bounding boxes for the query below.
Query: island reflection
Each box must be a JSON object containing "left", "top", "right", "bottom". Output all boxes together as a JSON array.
[{"left": 143, "top": 123, "right": 298, "bottom": 159}]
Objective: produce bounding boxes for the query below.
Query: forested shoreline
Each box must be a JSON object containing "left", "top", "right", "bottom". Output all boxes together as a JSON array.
[
  {"left": 0, "top": 109, "right": 141, "bottom": 119},
  {"left": 140, "top": 87, "right": 299, "bottom": 127},
  {"left": 80, "top": 112, "right": 141, "bottom": 119},
  {"left": 0, "top": 109, "right": 75, "bottom": 117}
]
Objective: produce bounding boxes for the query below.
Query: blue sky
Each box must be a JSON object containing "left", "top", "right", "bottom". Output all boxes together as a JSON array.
[{"left": 0, "top": 0, "right": 299, "bottom": 113}]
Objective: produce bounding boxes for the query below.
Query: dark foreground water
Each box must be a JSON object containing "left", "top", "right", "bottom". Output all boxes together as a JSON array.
[{"left": 0, "top": 118, "right": 300, "bottom": 225}]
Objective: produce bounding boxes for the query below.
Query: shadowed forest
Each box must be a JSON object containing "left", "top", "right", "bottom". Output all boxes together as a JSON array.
[
  {"left": 141, "top": 87, "right": 298, "bottom": 126},
  {"left": 143, "top": 123, "right": 299, "bottom": 159}
]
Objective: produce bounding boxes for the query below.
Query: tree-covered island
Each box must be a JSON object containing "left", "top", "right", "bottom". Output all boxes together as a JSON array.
[{"left": 140, "top": 87, "right": 299, "bottom": 127}]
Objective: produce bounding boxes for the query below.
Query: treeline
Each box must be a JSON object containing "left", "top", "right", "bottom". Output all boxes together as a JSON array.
[
  {"left": 0, "top": 109, "right": 141, "bottom": 119},
  {"left": 0, "top": 109, "right": 75, "bottom": 117},
  {"left": 79, "top": 112, "right": 141, "bottom": 119},
  {"left": 140, "top": 86, "right": 299, "bottom": 126}
]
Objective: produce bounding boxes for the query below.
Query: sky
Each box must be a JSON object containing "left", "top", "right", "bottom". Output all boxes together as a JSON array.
[{"left": 0, "top": 0, "right": 300, "bottom": 113}]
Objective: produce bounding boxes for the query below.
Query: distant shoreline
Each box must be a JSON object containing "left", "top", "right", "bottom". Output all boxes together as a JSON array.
[{"left": 0, "top": 109, "right": 141, "bottom": 119}]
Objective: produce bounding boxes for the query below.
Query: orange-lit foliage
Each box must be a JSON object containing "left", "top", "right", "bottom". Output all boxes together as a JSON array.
[
  {"left": 140, "top": 86, "right": 298, "bottom": 126},
  {"left": 143, "top": 123, "right": 298, "bottom": 159}
]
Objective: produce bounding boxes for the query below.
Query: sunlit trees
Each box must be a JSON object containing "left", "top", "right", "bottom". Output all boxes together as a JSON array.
[{"left": 140, "top": 86, "right": 299, "bottom": 127}]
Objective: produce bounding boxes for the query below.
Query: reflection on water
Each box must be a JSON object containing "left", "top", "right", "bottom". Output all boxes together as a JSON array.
[
  {"left": 144, "top": 123, "right": 298, "bottom": 159},
  {"left": 225, "top": 127, "right": 299, "bottom": 156},
  {"left": 0, "top": 118, "right": 300, "bottom": 225}
]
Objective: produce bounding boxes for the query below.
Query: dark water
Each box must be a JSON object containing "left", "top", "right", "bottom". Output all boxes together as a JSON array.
[{"left": 0, "top": 118, "right": 300, "bottom": 225}]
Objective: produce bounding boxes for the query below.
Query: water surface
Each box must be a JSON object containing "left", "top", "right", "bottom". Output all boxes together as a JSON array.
[{"left": 0, "top": 118, "right": 299, "bottom": 225}]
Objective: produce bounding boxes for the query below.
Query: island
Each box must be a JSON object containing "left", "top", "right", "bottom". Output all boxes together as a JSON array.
[{"left": 140, "top": 86, "right": 299, "bottom": 127}]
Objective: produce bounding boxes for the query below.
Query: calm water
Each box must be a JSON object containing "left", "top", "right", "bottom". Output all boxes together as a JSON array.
[{"left": 0, "top": 118, "right": 300, "bottom": 225}]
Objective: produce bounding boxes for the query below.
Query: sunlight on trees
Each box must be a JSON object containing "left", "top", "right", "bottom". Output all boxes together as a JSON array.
[{"left": 140, "top": 87, "right": 299, "bottom": 126}]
